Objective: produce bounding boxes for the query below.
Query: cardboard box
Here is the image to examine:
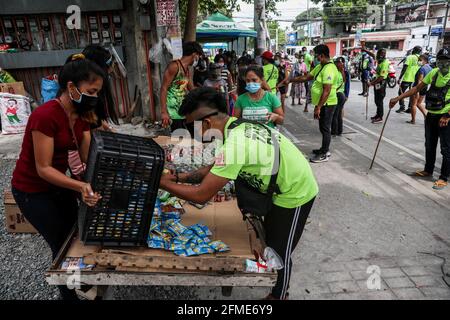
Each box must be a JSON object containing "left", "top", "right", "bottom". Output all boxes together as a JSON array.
[
  {"left": 0, "top": 82, "right": 26, "bottom": 96},
  {"left": 3, "top": 191, "right": 38, "bottom": 234}
]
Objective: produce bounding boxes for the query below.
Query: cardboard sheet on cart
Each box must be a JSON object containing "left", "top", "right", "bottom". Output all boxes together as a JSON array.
[{"left": 65, "top": 201, "right": 256, "bottom": 267}]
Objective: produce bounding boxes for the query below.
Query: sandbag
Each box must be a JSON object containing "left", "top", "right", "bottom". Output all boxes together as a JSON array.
[{"left": 0, "top": 93, "right": 31, "bottom": 135}]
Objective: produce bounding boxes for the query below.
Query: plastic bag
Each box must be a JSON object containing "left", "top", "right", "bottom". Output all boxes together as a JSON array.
[
  {"left": 41, "top": 78, "right": 60, "bottom": 104},
  {"left": 264, "top": 247, "right": 284, "bottom": 270},
  {"left": 0, "top": 93, "right": 31, "bottom": 135}
]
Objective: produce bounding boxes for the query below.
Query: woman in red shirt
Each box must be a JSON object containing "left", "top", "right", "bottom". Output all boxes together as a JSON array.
[{"left": 11, "top": 55, "right": 103, "bottom": 300}]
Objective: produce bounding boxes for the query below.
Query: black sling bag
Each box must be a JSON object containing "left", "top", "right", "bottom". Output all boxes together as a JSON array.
[{"left": 227, "top": 119, "right": 281, "bottom": 217}]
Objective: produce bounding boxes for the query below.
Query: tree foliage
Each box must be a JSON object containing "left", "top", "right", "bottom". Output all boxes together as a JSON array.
[
  {"left": 179, "top": 0, "right": 240, "bottom": 33},
  {"left": 292, "top": 8, "right": 323, "bottom": 29},
  {"left": 312, "top": 0, "right": 388, "bottom": 28},
  {"left": 268, "top": 20, "right": 287, "bottom": 47}
]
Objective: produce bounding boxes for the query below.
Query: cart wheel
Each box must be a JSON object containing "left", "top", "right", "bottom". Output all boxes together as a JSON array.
[{"left": 222, "top": 286, "right": 233, "bottom": 297}]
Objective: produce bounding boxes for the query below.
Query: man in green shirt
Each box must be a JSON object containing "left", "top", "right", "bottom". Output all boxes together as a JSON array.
[
  {"left": 290, "top": 44, "right": 340, "bottom": 163},
  {"left": 159, "top": 87, "right": 319, "bottom": 300},
  {"left": 261, "top": 51, "right": 279, "bottom": 94},
  {"left": 396, "top": 46, "right": 422, "bottom": 113},
  {"left": 389, "top": 47, "right": 450, "bottom": 190},
  {"left": 368, "top": 48, "right": 390, "bottom": 123}
]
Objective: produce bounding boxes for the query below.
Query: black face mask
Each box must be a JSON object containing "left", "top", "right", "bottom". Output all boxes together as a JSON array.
[{"left": 70, "top": 87, "right": 99, "bottom": 114}]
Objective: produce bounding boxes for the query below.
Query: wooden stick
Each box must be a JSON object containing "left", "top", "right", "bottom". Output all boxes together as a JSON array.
[
  {"left": 365, "top": 84, "right": 369, "bottom": 121},
  {"left": 369, "top": 108, "right": 392, "bottom": 170}
]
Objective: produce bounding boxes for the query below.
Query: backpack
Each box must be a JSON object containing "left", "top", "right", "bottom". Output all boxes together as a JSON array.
[{"left": 425, "top": 73, "right": 450, "bottom": 111}]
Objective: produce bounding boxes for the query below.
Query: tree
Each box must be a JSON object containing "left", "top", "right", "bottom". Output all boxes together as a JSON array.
[
  {"left": 292, "top": 8, "right": 323, "bottom": 30},
  {"left": 179, "top": 0, "right": 287, "bottom": 42},
  {"left": 242, "top": 0, "right": 288, "bottom": 18},
  {"left": 184, "top": 0, "right": 199, "bottom": 41},
  {"left": 179, "top": 0, "right": 241, "bottom": 38},
  {"left": 268, "top": 20, "right": 287, "bottom": 50},
  {"left": 312, "top": 0, "right": 387, "bottom": 29}
]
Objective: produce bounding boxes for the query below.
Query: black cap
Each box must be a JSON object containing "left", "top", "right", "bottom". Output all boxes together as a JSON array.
[
  {"left": 437, "top": 47, "right": 450, "bottom": 59},
  {"left": 412, "top": 46, "right": 422, "bottom": 54}
]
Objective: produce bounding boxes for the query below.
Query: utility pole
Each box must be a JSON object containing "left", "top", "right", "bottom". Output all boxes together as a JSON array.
[
  {"left": 255, "top": 0, "right": 267, "bottom": 56},
  {"left": 276, "top": 28, "right": 279, "bottom": 52},
  {"left": 307, "top": 0, "right": 311, "bottom": 46}
]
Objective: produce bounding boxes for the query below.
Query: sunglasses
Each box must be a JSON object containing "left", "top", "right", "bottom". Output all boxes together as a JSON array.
[{"left": 185, "top": 111, "right": 219, "bottom": 125}]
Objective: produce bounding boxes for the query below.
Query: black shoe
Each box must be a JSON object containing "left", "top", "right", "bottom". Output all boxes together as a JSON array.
[
  {"left": 372, "top": 117, "right": 383, "bottom": 124},
  {"left": 405, "top": 108, "right": 411, "bottom": 114},
  {"left": 358, "top": 92, "right": 365, "bottom": 96},
  {"left": 396, "top": 107, "right": 405, "bottom": 113},
  {"left": 370, "top": 115, "right": 378, "bottom": 120},
  {"left": 310, "top": 153, "right": 330, "bottom": 163},
  {"left": 312, "top": 149, "right": 331, "bottom": 157}
]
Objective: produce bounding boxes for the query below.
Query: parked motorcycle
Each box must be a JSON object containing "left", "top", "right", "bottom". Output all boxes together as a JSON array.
[{"left": 387, "top": 62, "right": 397, "bottom": 88}]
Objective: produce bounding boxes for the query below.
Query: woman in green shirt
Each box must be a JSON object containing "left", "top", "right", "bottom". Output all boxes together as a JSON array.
[{"left": 234, "top": 66, "right": 284, "bottom": 128}]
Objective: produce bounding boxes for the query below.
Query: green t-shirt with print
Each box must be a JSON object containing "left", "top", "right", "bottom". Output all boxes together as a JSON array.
[
  {"left": 304, "top": 52, "right": 313, "bottom": 72},
  {"left": 403, "top": 54, "right": 420, "bottom": 83},
  {"left": 310, "top": 62, "right": 339, "bottom": 106},
  {"left": 263, "top": 64, "right": 279, "bottom": 94},
  {"left": 210, "top": 118, "right": 319, "bottom": 209},
  {"left": 376, "top": 59, "right": 390, "bottom": 80},
  {"left": 422, "top": 68, "right": 450, "bottom": 115},
  {"left": 235, "top": 92, "right": 281, "bottom": 128}
]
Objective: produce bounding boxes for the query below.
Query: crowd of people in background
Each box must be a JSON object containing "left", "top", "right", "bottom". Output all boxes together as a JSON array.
[{"left": 160, "top": 41, "right": 450, "bottom": 188}]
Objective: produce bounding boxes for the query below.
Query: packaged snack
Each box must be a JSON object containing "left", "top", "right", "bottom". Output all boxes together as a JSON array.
[
  {"left": 245, "top": 259, "right": 268, "bottom": 273},
  {"left": 209, "top": 240, "right": 230, "bottom": 253}
]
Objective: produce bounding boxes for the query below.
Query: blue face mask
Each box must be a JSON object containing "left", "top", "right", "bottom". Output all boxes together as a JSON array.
[{"left": 246, "top": 82, "right": 261, "bottom": 93}]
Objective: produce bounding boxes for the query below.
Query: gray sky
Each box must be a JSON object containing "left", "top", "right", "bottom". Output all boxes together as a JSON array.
[{"left": 233, "top": 0, "right": 321, "bottom": 30}]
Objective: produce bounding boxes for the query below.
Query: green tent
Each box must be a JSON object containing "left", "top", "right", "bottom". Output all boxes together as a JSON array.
[{"left": 196, "top": 12, "right": 257, "bottom": 41}]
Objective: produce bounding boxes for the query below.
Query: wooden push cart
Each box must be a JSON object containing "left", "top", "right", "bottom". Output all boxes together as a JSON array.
[{"left": 45, "top": 200, "right": 277, "bottom": 299}]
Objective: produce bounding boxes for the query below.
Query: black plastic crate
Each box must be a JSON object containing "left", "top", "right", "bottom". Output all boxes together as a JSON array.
[{"left": 78, "top": 131, "right": 165, "bottom": 246}]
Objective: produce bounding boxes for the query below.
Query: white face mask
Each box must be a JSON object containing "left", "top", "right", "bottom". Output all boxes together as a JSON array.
[{"left": 192, "top": 56, "right": 199, "bottom": 67}]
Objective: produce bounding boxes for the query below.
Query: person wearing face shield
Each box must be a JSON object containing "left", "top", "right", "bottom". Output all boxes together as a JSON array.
[
  {"left": 407, "top": 54, "right": 432, "bottom": 124},
  {"left": 367, "top": 48, "right": 390, "bottom": 124},
  {"left": 160, "top": 41, "right": 203, "bottom": 132},
  {"left": 396, "top": 45, "right": 422, "bottom": 113},
  {"left": 389, "top": 48, "right": 450, "bottom": 190},
  {"left": 214, "top": 55, "right": 234, "bottom": 92},
  {"left": 10, "top": 55, "right": 103, "bottom": 300},
  {"left": 290, "top": 54, "right": 307, "bottom": 106},
  {"left": 275, "top": 54, "right": 290, "bottom": 112},
  {"left": 203, "top": 63, "right": 228, "bottom": 94},
  {"left": 159, "top": 87, "right": 318, "bottom": 300}
]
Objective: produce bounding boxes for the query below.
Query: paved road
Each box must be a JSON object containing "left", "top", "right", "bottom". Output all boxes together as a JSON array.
[{"left": 190, "top": 81, "right": 449, "bottom": 300}]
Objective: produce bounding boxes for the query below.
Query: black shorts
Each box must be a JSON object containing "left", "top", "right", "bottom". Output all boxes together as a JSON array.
[
  {"left": 419, "top": 88, "right": 427, "bottom": 97},
  {"left": 278, "top": 86, "right": 287, "bottom": 95}
]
